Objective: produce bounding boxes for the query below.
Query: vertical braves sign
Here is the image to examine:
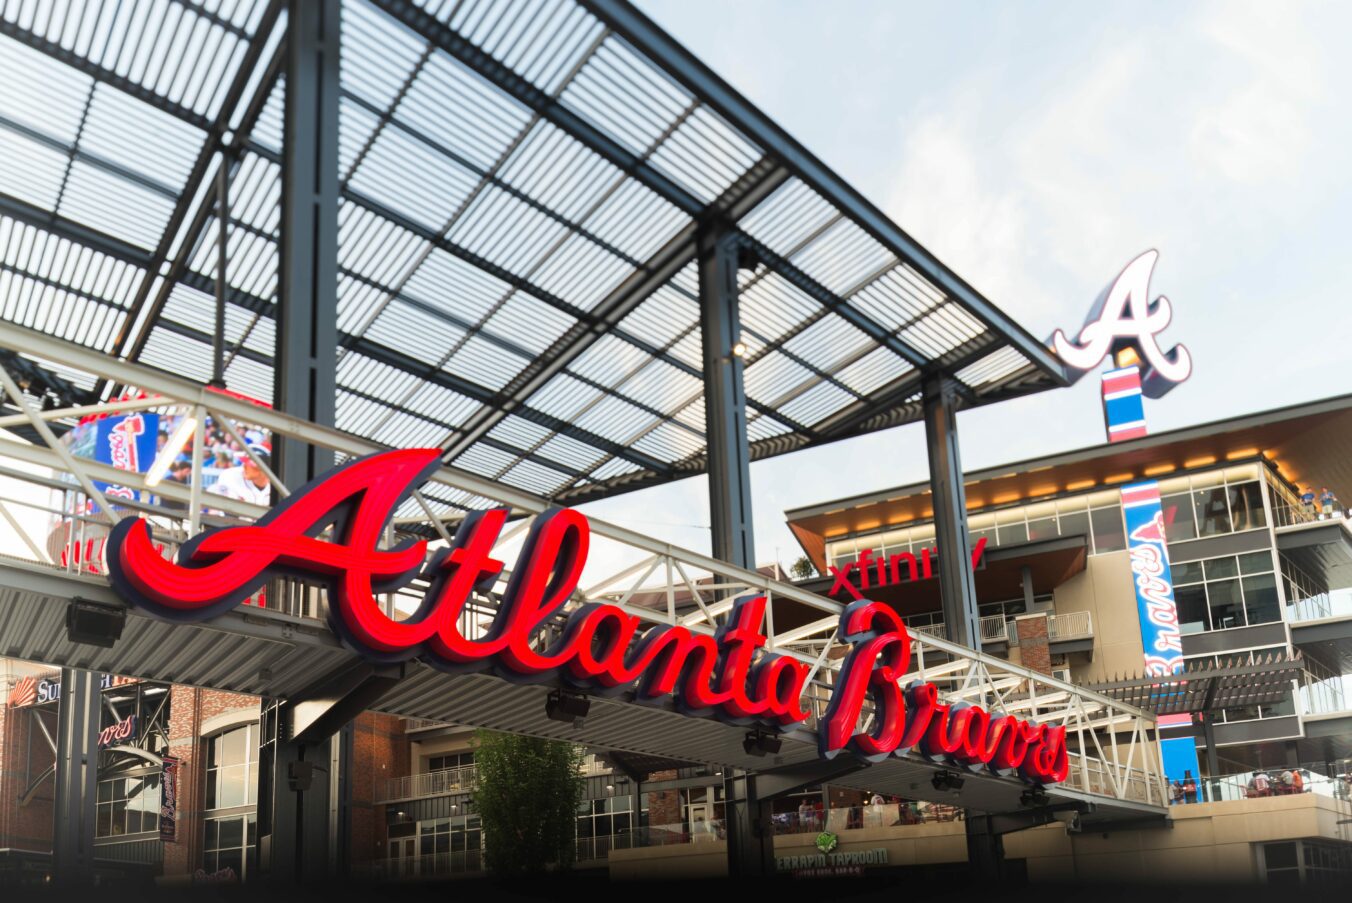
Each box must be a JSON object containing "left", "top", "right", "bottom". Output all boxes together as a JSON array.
[
  {"left": 1121, "top": 482, "right": 1184, "bottom": 676},
  {"left": 102, "top": 448, "right": 1068, "bottom": 787}
]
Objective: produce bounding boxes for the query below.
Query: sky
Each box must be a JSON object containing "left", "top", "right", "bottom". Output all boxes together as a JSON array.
[{"left": 575, "top": 0, "right": 1352, "bottom": 572}]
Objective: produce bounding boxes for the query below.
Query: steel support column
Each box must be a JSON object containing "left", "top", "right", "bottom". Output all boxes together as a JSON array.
[
  {"left": 698, "top": 226, "right": 754, "bottom": 569},
  {"left": 274, "top": 0, "right": 339, "bottom": 487},
  {"left": 722, "top": 770, "right": 775, "bottom": 878},
  {"left": 258, "top": 0, "right": 342, "bottom": 883},
  {"left": 922, "top": 374, "right": 980, "bottom": 649},
  {"left": 51, "top": 668, "right": 100, "bottom": 885}
]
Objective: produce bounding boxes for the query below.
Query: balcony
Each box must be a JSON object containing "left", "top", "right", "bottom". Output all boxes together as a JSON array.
[
  {"left": 909, "top": 612, "right": 1093, "bottom": 647},
  {"left": 1048, "top": 610, "right": 1093, "bottom": 642},
  {"left": 379, "top": 765, "right": 478, "bottom": 803},
  {"left": 379, "top": 756, "right": 617, "bottom": 803},
  {"left": 909, "top": 614, "right": 1009, "bottom": 644}
]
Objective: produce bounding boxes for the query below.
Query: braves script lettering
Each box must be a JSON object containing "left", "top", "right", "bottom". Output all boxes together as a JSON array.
[{"left": 106, "top": 448, "right": 1067, "bottom": 785}]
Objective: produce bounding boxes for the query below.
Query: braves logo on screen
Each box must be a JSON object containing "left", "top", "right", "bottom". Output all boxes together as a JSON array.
[
  {"left": 104, "top": 448, "right": 1069, "bottom": 785},
  {"left": 1051, "top": 250, "right": 1191, "bottom": 398}
]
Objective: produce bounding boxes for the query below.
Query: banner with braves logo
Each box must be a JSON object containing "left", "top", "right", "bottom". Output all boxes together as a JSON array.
[
  {"left": 90, "top": 411, "right": 160, "bottom": 512},
  {"left": 160, "top": 756, "right": 180, "bottom": 842},
  {"left": 1121, "top": 480, "right": 1183, "bottom": 677}
]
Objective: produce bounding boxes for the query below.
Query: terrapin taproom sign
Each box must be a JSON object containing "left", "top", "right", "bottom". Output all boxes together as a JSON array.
[{"left": 105, "top": 449, "right": 1068, "bottom": 785}]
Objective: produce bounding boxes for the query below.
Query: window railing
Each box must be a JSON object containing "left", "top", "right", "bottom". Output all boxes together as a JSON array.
[{"left": 1048, "top": 611, "right": 1093, "bottom": 642}]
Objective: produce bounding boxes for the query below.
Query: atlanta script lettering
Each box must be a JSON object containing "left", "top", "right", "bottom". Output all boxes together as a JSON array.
[{"left": 106, "top": 448, "right": 1066, "bottom": 785}]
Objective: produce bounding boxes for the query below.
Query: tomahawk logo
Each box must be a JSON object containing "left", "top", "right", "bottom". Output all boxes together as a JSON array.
[
  {"left": 7, "top": 676, "right": 36, "bottom": 707},
  {"left": 1051, "top": 250, "right": 1191, "bottom": 398},
  {"left": 1129, "top": 510, "right": 1167, "bottom": 545}
]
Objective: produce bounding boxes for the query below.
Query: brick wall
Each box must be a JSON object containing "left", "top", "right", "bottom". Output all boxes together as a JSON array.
[
  {"left": 1015, "top": 614, "right": 1052, "bottom": 675},
  {"left": 350, "top": 712, "right": 408, "bottom": 865},
  {"left": 162, "top": 686, "right": 258, "bottom": 878},
  {"left": 0, "top": 697, "right": 55, "bottom": 851},
  {"left": 645, "top": 769, "right": 680, "bottom": 828}
]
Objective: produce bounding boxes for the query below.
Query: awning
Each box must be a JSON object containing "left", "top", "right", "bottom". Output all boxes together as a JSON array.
[{"left": 1085, "top": 652, "right": 1303, "bottom": 716}]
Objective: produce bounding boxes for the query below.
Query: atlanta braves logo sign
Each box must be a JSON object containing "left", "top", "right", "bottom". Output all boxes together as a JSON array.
[
  {"left": 104, "top": 448, "right": 1067, "bottom": 785},
  {"left": 1051, "top": 249, "right": 1191, "bottom": 398}
]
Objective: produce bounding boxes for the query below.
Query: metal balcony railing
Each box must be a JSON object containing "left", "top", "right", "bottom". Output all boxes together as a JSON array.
[
  {"left": 909, "top": 615, "right": 1008, "bottom": 644},
  {"left": 1287, "top": 589, "right": 1352, "bottom": 624},
  {"left": 1048, "top": 610, "right": 1093, "bottom": 642},
  {"left": 380, "top": 765, "right": 478, "bottom": 803}
]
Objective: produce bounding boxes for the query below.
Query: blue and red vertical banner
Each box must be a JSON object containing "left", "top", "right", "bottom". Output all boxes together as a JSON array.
[{"left": 1121, "top": 481, "right": 1183, "bottom": 676}]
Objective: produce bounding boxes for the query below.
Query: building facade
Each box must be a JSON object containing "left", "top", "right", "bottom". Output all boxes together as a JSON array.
[{"left": 786, "top": 396, "right": 1352, "bottom": 797}]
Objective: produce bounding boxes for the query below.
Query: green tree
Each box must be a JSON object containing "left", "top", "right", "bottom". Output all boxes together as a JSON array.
[
  {"left": 472, "top": 730, "right": 584, "bottom": 877},
  {"left": 790, "top": 555, "right": 816, "bottom": 580}
]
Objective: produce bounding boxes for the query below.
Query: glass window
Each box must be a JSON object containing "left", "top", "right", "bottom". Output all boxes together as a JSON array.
[
  {"left": 1172, "top": 560, "right": 1204, "bottom": 585},
  {"left": 1206, "top": 578, "right": 1244, "bottom": 630},
  {"left": 203, "top": 813, "right": 255, "bottom": 880},
  {"left": 1238, "top": 551, "right": 1273, "bottom": 575},
  {"left": 1175, "top": 584, "right": 1209, "bottom": 634},
  {"left": 206, "top": 724, "right": 258, "bottom": 811},
  {"left": 1058, "top": 509, "right": 1089, "bottom": 540},
  {"left": 1194, "top": 487, "right": 1230, "bottom": 537},
  {"left": 1160, "top": 493, "right": 1196, "bottom": 543},
  {"left": 1226, "top": 481, "right": 1266, "bottom": 531},
  {"left": 996, "top": 518, "right": 1027, "bottom": 546},
  {"left": 1242, "top": 573, "right": 1280, "bottom": 625},
  {"left": 1089, "top": 505, "right": 1126, "bottom": 553},
  {"left": 1203, "top": 557, "right": 1238, "bottom": 580},
  {"left": 95, "top": 772, "right": 160, "bottom": 837}
]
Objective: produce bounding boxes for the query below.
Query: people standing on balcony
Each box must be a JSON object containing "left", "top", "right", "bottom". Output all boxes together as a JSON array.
[
  {"left": 1320, "top": 487, "right": 1337, "bottom": 519},
  {"left": 1182, "top": 770, "right": 1198, "bottom": 804},
  {"left": 1301, "top": 487, "right": 1317, "bottom": 517}
]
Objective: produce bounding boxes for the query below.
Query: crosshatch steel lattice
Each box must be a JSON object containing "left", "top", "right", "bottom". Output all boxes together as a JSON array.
[{"left": 0, "top": 0, "right": 1065, "bottom": 519}]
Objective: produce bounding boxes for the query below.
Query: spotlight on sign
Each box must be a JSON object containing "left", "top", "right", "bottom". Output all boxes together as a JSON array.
[
  {"left": 65, "top": 598, "right": 126, "bottom": 648},
  {"left": 1021, "top": 788, "right": 1050, "bottom": 808},
  {"left": 545, "top": 690, "right": 590, "bottom": 725},
  {"left": 743, "top": 730, "right": 782, "bottom": 757},
  {"left": 931, "top": 770, "right": 965, "bottom": 793}
]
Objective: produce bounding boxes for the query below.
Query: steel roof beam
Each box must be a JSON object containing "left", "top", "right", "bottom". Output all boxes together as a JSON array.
[
  {"left": 0, "top": 192, "right": 153, "bottom": 268},
  {"left": 741, "top": 236, "right": 928, "bottom": 370},
  {"left": 442, "top": 160, "right": 793, "bottom": 462},
  {"left": 113, "top": 0, "right": 286, "bottom": 366},
  {"left": 368, "top": 0, "right": 705, "bottom": 217},
  {"left": 583, "top": 0, "right": 1067, "bottom": 386}
]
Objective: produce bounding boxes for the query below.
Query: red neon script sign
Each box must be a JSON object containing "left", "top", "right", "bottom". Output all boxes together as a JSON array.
[{"left": 106, "top": 448, "right": 1066, "bottom": 785}]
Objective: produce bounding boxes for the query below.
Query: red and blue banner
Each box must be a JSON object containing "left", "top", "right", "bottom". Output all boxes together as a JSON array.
[
  {"left": 1101, "top": 366, "right": 1146, "bottom": 443},
  {"left": 90, "top": 411, "right": 159, "bottom": 512}
]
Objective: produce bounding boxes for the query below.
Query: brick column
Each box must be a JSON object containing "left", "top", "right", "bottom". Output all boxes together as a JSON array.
[
  {"left": 349, "top": 713, "right": 409, "bottom": 867},
  {"left": 645, "top": 769, "right": 681, "bottom": 829},
  {"left": 1014, "top": 613, "right": 1052, "bottom": 675},
  {"left": 162, "top": 685, "right": 202, "bottom": 878}
]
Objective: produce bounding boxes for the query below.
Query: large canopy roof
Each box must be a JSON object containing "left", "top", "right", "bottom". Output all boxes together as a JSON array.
[{"left": 0, "top": 0, "right": 1064, "bottom": 515}]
